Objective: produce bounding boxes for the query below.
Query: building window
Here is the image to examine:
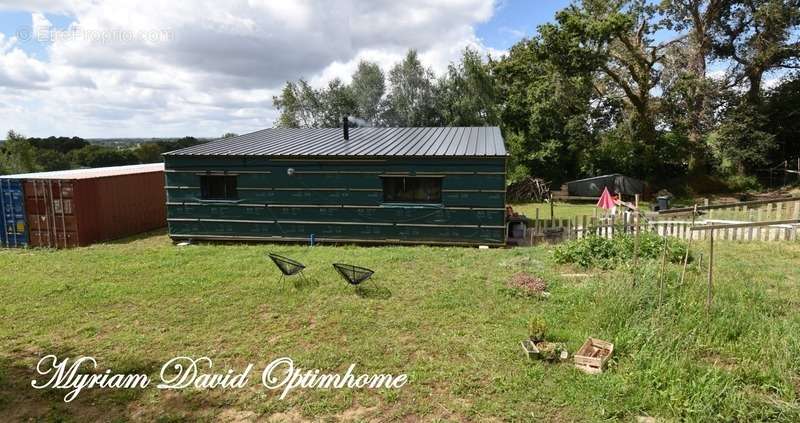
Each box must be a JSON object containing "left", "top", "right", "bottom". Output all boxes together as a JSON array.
[
  {"left": 382, "top": 177, "right": 442, "bottom": 204},
  {"left": 200, "top": 175, "right": 238, "bottom": 200}
]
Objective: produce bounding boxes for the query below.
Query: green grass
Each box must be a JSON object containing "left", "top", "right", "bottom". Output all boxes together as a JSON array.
[
  {"left": 510, "top": 201, "right": 657, "bottom": 222},
  {"left": 511, "top": 202, "right": 601, "bottom": 221},
  {"left": 1, "top": 230, "right": 799, "bottom": 421}
]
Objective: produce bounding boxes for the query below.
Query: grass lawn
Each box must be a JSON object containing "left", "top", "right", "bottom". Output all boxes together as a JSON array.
[
  {"left": 511, "top": 202, "right": 600, "bottom": 221},
  {"left": 1, "top": 230, "right": 800, "bottom": 421},
  {"left": 510, "top": 201, "right": 658, "bottom": 223}
]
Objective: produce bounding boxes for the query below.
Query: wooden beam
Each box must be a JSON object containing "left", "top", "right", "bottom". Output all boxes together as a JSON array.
[
  {"left": 660, "top": 196, "right": 800, "bottom": 215},
  {"left": 691, "top": 219, "right": 800, "bottom": 231}
]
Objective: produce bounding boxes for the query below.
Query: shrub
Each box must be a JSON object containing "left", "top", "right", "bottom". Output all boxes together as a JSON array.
[
  {"left": 722, "top": 174, "right": 762, "bottom": 192},
  {"left": 553, "top": 232, "right": 689, "bottom": 269}
]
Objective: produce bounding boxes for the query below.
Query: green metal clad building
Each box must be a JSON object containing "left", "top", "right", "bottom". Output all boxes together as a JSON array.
[{"left": 163, "top": 125, "right": 507, "bottom": 246}]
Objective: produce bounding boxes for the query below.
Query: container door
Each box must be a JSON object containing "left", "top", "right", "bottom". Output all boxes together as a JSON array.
[
  {"left": 25, "top": 179, "right": 78, "bottom": 248},
  {"left": 0, "top": 179, "right": 28, "bottom": 247}
]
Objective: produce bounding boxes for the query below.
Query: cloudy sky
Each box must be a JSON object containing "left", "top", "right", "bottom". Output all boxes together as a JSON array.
[{"left": 0, "top": 1, "right": 570, "bottom": 138}]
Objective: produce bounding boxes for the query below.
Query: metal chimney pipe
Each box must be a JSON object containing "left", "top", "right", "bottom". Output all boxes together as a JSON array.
[{"left": 342, "top": 115, "right": 349, "bottom": 141}]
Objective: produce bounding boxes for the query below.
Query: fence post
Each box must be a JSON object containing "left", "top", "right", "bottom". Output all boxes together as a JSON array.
[
  {"left": 756, "top": 208, "right": 764, "bottom": 241},
  {"left": 574, "top": 216, "right": 579, "bottom": 240},
  {"left": 610, "top": 215, "right": 616, "bottom": 238},
  {"left": 581, "top": 215, "right": 587, "bottom": 239}
]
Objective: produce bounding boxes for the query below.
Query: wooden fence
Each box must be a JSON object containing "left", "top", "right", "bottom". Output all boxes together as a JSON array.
[{"left": 526, "top": 199, "right": 800, "bottom": 244}]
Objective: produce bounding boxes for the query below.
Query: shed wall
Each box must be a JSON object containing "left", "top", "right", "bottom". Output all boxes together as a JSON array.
[{"left": 165, "top": 156, "right": 507, "bottom": 245}]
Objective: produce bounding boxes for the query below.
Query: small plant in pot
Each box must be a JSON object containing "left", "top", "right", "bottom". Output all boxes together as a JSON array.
[
  {"left": 521, "top": 316, "right": 568, "bottom": 361},
  {"left": 528, "top": 316, "right": 547, "bottom": 342}
]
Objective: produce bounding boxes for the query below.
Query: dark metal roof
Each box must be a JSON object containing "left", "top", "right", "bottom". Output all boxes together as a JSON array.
[{"left": 164, "top": 127, "right": 506, "bottom": 157}]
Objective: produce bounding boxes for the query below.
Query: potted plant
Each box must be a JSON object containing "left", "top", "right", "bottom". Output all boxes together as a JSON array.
[{"left": 521, "top": 316, "right": 569, "bottom": 361}]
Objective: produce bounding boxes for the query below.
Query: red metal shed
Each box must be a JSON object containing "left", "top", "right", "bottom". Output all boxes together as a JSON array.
[{"left": 11, "top": 163, "right": 166, "bottom": 248}]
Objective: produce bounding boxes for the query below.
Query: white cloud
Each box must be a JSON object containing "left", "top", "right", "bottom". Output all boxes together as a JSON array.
[
  {"left": 0, "top": 0, "right": 498, "bottom": 138},
  {"left": 31, "top": 12, "right": 53, "bottom": 37}
]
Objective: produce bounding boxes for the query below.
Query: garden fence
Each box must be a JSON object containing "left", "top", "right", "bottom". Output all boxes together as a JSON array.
[{"left": 525, "top": 199, "right": 800, "bottom": 244}]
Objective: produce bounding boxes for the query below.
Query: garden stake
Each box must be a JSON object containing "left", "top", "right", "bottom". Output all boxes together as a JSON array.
[
  {"left": 632, "top": 195, "right": 640, "bottom": 287},
  {"left": 707, "top": 229, "right": 714, "bottom": 313},
  {"left": 679, "top": 204, "right": 697, "bottom": 285},
  {"left": 658, "top": 233, "right": 668, "bottom": 306}
]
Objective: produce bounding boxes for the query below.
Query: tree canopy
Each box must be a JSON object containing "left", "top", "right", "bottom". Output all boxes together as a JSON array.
[{"left": 6, "top": 0, "right": 800, "bottom": 191}]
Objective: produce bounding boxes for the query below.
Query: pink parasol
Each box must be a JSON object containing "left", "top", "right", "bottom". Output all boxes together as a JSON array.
[{"left": 596, "top": 187, "right": 616, "bottom": 210}]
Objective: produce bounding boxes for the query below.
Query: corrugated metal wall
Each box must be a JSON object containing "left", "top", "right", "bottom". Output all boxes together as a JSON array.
[
  {"left": 0, "top": 179, "right": 28, "bottom": 247},
  {"left": 165, "top": 156, "right": 507, "bottom": 245},
  {"left": 21, "top": 171, "right": 166, "bottom": 248}
]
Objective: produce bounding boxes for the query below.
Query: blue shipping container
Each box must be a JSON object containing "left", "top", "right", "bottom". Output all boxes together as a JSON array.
[{"left": 0, "top": 178, "right": 28, "bottom": 247}]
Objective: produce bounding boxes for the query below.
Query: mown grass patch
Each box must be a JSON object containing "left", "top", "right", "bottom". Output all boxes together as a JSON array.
[{"left": 0, "top": 231, "right": 798, "bottom": 421}]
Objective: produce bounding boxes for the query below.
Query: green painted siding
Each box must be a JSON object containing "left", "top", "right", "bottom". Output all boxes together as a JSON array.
[{"left": 164, "top": 156, "right": 506, "bottom": 245}]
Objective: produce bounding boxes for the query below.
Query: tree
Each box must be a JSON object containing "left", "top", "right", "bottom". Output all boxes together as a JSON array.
[
  {"left": 221, "top": 132, "right": 238, "bottom": 139},
  {"left": 763, "top": 73, "right": 800, "bottom": 162},
  {"left": 660, "top": 0, "right": 727, "bottom": 171},
  {"left": 134, "top": 143, "right": 163, "bottom": 163},
  {"left": 713, "top": 0, "right": 800, "bottom": 105},
  {"left": 156, "top": 136, "right": 204, "bottom": 153},
  {"left": 382, "top": 50, "right": 439, "bottom": 126},
  {"left": 538, "top": 0, "right": 676, "bottom": 177},
  {"left": 28, "top": 136, "right": 89, "bottom": 154},
  {"left": 318, "top": 78, "right": 357, "bottom": 127},
  {"left": 0, "top": 130, "right": 40, "bottom": 174},
  {"left": 493, "top": 39, "right": 602, "bottom": 183},
  {"left": 436, "top": 48, "right": 499, "bottom": 126},
  {"left": 68, "top": 145, "right": 139, "bottom": 168},
  {"left": 272, "top": 80, "right": 324, "bottom": 128},
  {"left": 35, "top": 149, "right": 71, "bottom": 171},
  {"left": 709, "top": 102, "right": 775, "bottom": 175},
  {"left": 350, "top": 61, "right": 385, "bottom": 125}
]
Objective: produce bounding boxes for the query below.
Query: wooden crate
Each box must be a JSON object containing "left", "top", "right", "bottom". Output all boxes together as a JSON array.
[{"left": 574, "top": 337, "right": 613, "bottom": 374}]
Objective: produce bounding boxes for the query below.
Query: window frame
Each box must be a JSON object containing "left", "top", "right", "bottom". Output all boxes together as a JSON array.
[
  {"left": 380, "top": 175, "right": 444, "bottom": 205},
  {"left": 199, "top": 174, "right": 239, "bottom": 201}
]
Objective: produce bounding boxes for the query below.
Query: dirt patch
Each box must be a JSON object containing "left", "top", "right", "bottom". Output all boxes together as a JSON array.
[
  {"left": 266, "top": 409, "right": 309, "bottom": 422},
  {"left": 507, "top": 273, "right": 548, "bottom": 296},
  {"left": 560, "top": 273, "right": 591, "bottom": 278},
  {"left": 700, "top": 351, "right": 738, "bottom": 372},
  {"left": 336, "top": 404, "right": 380, "bottom": 421},
  {"left": 215, "top": 408, "right": 260, "bottom": 422}
]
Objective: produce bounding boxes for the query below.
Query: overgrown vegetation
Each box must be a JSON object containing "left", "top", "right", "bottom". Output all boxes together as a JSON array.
[
  {"left": 0, "top": 233, "right": 798, "bottom": 421},
  {"left": 553, "top": 232, "right": 689, "bottom": 269}
]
